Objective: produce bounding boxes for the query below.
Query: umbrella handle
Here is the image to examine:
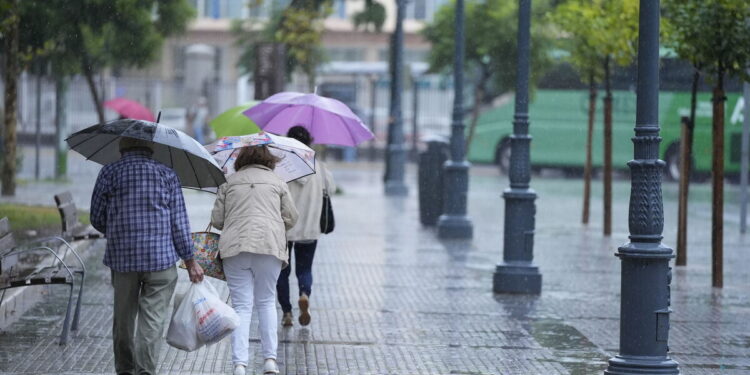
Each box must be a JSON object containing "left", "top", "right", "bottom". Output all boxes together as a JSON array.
[{"left": 156, "top": 111, "right": 161, "bottom": 123}]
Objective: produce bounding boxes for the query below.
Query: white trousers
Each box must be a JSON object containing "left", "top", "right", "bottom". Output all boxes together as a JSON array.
[{"left": 223, "top": 252, "right": 283, "bottom": 365}]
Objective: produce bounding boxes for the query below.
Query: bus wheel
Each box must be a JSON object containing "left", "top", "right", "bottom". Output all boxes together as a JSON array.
[
  {"left": 664, "top": 142, "right": 681, "bottom": 182},
  {"left": 495, "top": 139, "right": 512, "bottom": 175}
]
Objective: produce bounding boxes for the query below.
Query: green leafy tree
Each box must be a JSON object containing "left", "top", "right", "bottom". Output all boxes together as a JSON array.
[
  {"left": 423, "top": 0, "right": 552, "bottom": 154},
  {"left": 548, "top": 0, "right": 639, "bottom": 236},
  {"left": 353, "top": 0, "right": 386, "bottom": 32},
  {"left": 0, "top": 0, "right": 57, "bottom": 195},
  {"left": 549, "top": 1, "right": 604, "bottom": 226},
  {"left": 25, "top": 0, "right": 194, "bottom": 126},
  {"left": 664, "top": 0, "right": 750, "bottom": 287},
  {"left": 276, "top": 4, "right": 331, "bottom": 91},
  {"left": 234, "top": 0, "right": 331, "bottom": 92},
  {"left": 0, "top": 0, "right": 21, "bottom": 196}
]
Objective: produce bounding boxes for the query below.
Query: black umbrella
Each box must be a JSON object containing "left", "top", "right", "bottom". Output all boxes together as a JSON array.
[{"left": 66, "top": 119, "right": 225, "bottom": 189}]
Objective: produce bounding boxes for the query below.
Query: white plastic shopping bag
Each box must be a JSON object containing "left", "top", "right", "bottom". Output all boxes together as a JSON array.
[
  {"left": 193, "top": 281, "right": 240, "bottom": 344},
  {"left": 167, "top": 281, "right": 239, "bottom": 351},
  {"left": 167, "top": 285, "right": 203, "bottom": 351}
]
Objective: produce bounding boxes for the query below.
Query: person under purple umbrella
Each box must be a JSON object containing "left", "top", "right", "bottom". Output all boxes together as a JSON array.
[
  {"left": 243, "top": 92, "right": 374, "bottom": 147},
  {"left": 275, "top": 126, "right": 336, "bottom": 328}
]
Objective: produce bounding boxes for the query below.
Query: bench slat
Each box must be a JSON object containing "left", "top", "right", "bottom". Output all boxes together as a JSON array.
[
  {"left": 54, "top": 192, "right": 74, "bottom": 207},
  {"left": 8, "top": 267, "right": 73, "bottom": 287},
  {"left": 57, "top": 203, "right": 79, "bottom": 235}
]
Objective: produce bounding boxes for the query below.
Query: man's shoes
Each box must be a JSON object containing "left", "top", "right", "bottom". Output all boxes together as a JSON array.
[
  {"left": 263, "top": 358, "right": 280, "bottom": 374},
  {"left": 298, "top": 293, "right": 311, "bottom": 326},
  {"left": 233, "top": 364, "right": 246, "bottom": 375},
  {"left": 282, "top": 312, "right": 293, "bottom": 327}
]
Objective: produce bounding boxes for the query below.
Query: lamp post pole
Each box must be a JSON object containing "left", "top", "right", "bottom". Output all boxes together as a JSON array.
[
  {"left": 604, "top": 0, "right": 679, "bottom": 373},
  {"left": 384, "top": 0, "right": 409, "bottom": 196},
  {"left": 437, "top": 0, "right": 473, "bottom": 239},
  {"left": 493, "top": 0, "right": 540, "bottom": 294}
]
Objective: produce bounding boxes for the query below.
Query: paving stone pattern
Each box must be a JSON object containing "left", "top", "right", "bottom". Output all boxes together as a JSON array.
[{"left": 0, "top": 163, "right": 748, "bottom": 374}]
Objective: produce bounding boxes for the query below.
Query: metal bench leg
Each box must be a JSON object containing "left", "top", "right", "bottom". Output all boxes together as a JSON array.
[
  {"left": 72, "top": 271, "right": 85, "bottom": 331},
  {"left": 59, "top": 283, "right": 75, "bottom": 345}
]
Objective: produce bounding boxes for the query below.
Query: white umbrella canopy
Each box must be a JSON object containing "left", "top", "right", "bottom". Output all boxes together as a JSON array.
[
  {"left": 66, "top": 119, "right": 226, "bottom": 190},
  {"left": 206, "top": 132, "right": 316, "bottom": 183}
]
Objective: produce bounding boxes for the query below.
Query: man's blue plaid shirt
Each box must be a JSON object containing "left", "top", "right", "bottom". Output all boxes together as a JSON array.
[{"left": 90, "top": 150, "right": 194, "bottom": 272}]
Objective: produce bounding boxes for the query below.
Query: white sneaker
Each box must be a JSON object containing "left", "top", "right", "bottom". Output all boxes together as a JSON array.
[
  {"left": 263, "top": 358, "right": 280, "bottom": 374},
  {"left": 233, "top": 364, "right": 246, "bottom": 375}
]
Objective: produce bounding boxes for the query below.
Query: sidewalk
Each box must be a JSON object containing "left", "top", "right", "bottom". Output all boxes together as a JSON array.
[{"left": 0, "top": 162, "right": 748, "bottom": 374}]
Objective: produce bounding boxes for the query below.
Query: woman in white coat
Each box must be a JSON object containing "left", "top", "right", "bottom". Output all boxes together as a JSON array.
[
  {"left": 277, "top": 126, "right": 336, "bottom": 327},
  {"left": 211, "top": 145, "right": 298, "bottom": 375}
]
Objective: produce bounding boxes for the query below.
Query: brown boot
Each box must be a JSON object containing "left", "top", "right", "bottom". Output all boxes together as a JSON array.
[
  {"left": 298, "top": 293, "right": 311, "bottom": 326},
  {"left": 282, "top": 312, "right": 293, "bottom": 327}
]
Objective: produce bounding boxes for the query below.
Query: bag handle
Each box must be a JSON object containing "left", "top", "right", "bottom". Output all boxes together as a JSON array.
[{"left": 204, "top": 223, "right": 212, "bottom": 233}]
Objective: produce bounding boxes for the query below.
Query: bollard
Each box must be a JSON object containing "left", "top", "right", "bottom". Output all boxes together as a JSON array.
[{"left": 418, "top": 137, "right": 449, "bottom": 226}]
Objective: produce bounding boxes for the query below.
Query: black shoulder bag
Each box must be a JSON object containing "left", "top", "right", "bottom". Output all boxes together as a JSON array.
[{"left": 320, "top": 189, "right": 335, "bottom": 234}]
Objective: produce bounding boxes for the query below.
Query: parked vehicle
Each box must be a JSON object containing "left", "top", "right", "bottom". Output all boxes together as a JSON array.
[{"left": 467, "top": 59, "right": 745, "bottom": 181}]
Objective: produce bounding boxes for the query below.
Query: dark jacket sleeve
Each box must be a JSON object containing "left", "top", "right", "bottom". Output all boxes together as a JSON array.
[
  {"left": 90, "top": 168, "right": 110, "bottom": 234},
  {"left": 169, "top": 172, "right": 194, "bottom": 261}
]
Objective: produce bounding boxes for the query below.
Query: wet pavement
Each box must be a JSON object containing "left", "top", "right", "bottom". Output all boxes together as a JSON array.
[{"left": 1, "top": 159, "right": 749, "bottom": 374}]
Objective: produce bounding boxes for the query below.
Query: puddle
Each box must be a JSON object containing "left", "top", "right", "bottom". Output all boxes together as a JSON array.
[{"left": 530, "top": 319, "right": 609, "bottom": 374}]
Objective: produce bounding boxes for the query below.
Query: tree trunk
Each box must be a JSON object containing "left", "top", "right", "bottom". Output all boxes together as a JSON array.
[
  {"left": 83, "top": 63, "right": 106, "bottom": 125},
  {"left": 603, "top": 56, "right": 613, "bottom": 236},
  {"left": 35, "top": 68, "right": 42, "bottom": 181},
  {"left": 2, "top": 1, "right": 19, "bottom": 196},
  {"left": 711, "top": 70, "right": 725, "bottom": 288},
  {"left": 676, "top": 69, "right": 699, "bottom": 266},
  {"left": 582, "top": 72, "right": 597, "bottom": 225},
  {"left": 55, "top": 76, "right": 69, "bottom": 179},
  {"left": 464, "top": 69, "right": 488, "bottom": 154}
]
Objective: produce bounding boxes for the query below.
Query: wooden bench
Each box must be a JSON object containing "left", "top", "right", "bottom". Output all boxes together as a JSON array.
[
  {"left": 0, "top": 217, "right": 85, "bottom": 345},
  {"left": 54, "top": 192, "right": 103, "bottom": 242}
]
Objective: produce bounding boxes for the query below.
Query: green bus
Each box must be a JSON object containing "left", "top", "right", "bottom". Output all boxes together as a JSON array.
[{"left": 467, "top": 60, "right": 746, "bottom": 181}]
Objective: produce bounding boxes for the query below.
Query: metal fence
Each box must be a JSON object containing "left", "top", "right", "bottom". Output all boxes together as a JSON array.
[{"left": 9, "top": 73, "right": 455, "bottom": 153}]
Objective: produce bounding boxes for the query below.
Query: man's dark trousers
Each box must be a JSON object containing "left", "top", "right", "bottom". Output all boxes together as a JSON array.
[{"left": 112, "top": 266, "right": 177, "bottom": 375}]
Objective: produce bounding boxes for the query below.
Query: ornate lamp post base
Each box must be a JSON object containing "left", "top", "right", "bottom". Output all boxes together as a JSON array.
[
  {"left": 385, "top": 144, "right": 409, "bottom": 196},
  {"left": 605, "top": 356, "right": 679, "bottom": 375},
  {"left": 496, "top": 185, "right": 540, "bottom": 294},
  {"left": 493, "top": 263, "right": 541, "bottom": 294},
  {"left": 437, "top": 215, "right": 473, "bottom": 238},
  {"left": 438, "top": 161, "right": 473, "bottom": 238},
  {"left": 385, "top": 181, "right": 409, "bottom": 196}
]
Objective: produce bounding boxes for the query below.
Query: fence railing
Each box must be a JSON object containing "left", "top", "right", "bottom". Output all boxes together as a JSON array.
[{"left": 8, "top": 74, "right": 455, "bottom": 150}]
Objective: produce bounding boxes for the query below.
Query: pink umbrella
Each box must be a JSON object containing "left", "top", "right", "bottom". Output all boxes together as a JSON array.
[
  {"left": 243, "top": 92, "right": 374, "bottom": 147},
  {"left": 104, "top": 98, "right": 156, "bottom": 122}
]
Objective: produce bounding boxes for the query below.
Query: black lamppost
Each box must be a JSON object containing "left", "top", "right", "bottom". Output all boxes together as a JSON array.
[
  {"left": 605, "top": 0, "right": 679, "bottom": 373},
  {"left": 493, "top": 0, "right": 541, "bottom": 294},
  {"left": 384, "top": 0, "right": 409, "bottom": 196},
  {"left": 437, "top": 0, "right": 473, "bottom": 239}
]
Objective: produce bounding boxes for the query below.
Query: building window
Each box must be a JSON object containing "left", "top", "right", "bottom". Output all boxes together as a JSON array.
[
  {"left": 326, "top": 47, "right": 365, "bottom": 62},
  {"left": 334, "top": 0, "right": 346, "bottom": 19},
  {"left": 173, "top": 45, "right": 223, "bottom": 81},
  {"left": 377, "top": 48, "right": 427, "bottom": 64},
  {"left": 173, "top": 45, "right": 187, "bottom": 79},
  {"left": 413, "top": 0, "right": 426, "bottom": 20}
]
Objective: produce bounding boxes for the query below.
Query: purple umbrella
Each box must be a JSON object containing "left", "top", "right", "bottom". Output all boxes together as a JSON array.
[{"left": 243, "top": 92, "right": 374, "bottom": 147}]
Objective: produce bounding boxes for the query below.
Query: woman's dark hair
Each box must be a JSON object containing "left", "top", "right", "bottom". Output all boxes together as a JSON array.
[
  {"left": 287, "top": 125, "right": 313, "bottom": 146},
  {"left": 234, "top": 145, "right": 281, "bottom": 171}
]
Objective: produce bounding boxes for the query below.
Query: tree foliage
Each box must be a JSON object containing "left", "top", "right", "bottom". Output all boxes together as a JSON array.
[
  {"left": 663, "top": 0, "right": 750, "bottom": 83},
  {"left": 353, "top": 0, "right": 386, "bottom": 33},
  {"left": 423, "top": 0, "right": 552, "bottom": 99},
  {"left": 549, "top": 0, "right": 640, "bottom": 82},
  {"left": 18, "top": 0, "right": 194, "bottom": 124},
  {"left": 234, "top": 0, "right": 331, "bottom": 91}
]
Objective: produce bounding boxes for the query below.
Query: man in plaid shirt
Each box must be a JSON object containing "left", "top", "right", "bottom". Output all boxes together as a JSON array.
[{"left": 91, "top": 137, "right": 203, "bottom": 375}]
